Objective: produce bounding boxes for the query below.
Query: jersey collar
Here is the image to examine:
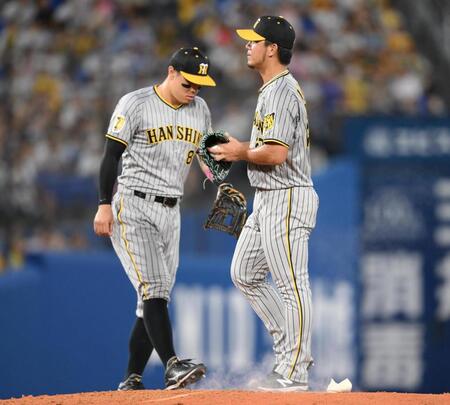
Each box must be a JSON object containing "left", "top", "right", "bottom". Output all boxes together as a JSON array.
[
  {"left": 259, "top": 69, "right": 290, "bottom": 93},
  {"left": 154, "top": 85, "right": 183, "bottom": 110}
]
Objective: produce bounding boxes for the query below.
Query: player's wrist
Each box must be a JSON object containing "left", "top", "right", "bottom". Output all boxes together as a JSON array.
[
  {"left": 239, "top": 142, "right": 250, "bottom": 161},
  {"left": 242, "top": 146, "right": 252, "bottom": 162}
]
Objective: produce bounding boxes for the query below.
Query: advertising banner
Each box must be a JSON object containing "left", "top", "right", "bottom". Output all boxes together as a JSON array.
[{"left": 346, "top": 117, "right": 450, "bottom": 393}]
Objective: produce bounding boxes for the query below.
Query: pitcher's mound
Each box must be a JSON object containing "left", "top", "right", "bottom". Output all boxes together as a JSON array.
[{"left": 2, "top": 390, "right": 450, "bottom": 405}]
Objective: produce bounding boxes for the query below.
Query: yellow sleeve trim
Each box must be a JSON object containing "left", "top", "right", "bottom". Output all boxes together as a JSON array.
[
  {"left": 263, "top": 138, "right": 289, "bottom": 148},
  {"left": 106, "top": 134, "right": 128, "bottom": 147}
]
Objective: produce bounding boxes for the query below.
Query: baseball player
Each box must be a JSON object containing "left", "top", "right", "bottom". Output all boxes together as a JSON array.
[
  {"left": 208, "top": 16, "right": 319, "bottom": 391},
  {"left": 93, "top": 47, "right": 216, "bottom": 390}
]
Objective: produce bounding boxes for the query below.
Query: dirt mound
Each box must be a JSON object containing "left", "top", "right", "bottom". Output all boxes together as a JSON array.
[{"left": 2, "top": 390, "right": 450, "bottom": 405}]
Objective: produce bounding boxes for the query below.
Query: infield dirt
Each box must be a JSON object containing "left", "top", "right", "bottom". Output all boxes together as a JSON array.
[{"left": 1, "top": 390, "right": 450, "bottom": 405}]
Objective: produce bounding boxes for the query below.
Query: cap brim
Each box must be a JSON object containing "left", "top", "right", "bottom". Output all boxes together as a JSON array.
[
  {"left": 180, "top": 71, "right": 216, "bottom": 87},
  {"left": 236, "top": 29, "right": 266, "bottom": 41}
]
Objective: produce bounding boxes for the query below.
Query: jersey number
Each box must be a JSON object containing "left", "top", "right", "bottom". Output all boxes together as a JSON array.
[
  {"left": 186, "top": 150, "right": 195, "bottom": 164},
  {"left": 255, "top": 136, "right": 264, "bottom": 148},
  {"left": 113, "top": 115, "right": 126, "bottom": 131}
]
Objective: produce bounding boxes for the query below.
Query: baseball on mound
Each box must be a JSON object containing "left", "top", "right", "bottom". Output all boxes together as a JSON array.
[{"left": 326, "top": 378, "right": 353, "bottom": 393}]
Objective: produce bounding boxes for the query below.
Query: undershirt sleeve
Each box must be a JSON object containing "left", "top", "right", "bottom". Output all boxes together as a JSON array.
[{"left": 98, "top": 138, "right": 126, "bottom": 205}]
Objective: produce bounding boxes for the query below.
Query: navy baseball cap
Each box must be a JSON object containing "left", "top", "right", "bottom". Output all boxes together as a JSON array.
[
  {"left": 237, "top": 16, "right": 295, "bottom": 50},
  {"left": 169, "top": 47, "right": 216, "bottom": 87}
]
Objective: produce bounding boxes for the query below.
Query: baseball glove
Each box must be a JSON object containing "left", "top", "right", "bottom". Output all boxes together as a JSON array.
[
  {"left": 204, "top": 183, "right": 247, "bottom": 238},
  {"left": 197, "top": 131, "right": 232, "bottom": 185}
]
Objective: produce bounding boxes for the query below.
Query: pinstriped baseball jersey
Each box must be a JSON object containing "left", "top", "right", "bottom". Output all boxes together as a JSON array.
[
  {"left": 106, "top": 85, "right": 212, "bottom": 197},
  {"left": 107, "top": 84, "right": 211, "bottom": 314},
  {"left": 248, "top": 70, "right": 312, "bottom": 190},
  {"left": 99, "top": 47, "right": 215, "bottom": 386},
  {"left": 230, "top": 69, "right": 318, "bottom": 386}
]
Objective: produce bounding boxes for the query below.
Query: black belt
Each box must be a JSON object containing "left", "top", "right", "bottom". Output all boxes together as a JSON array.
[{"left": 133, "top": 190, "right": 178, "bottom": 208}]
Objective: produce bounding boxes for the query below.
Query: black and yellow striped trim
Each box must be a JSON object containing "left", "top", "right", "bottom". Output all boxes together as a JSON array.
[
  {"left": 285, "top": 188, "right": 303, "bottom": 379},
  {"left": 263, "top": 138, "right": 289, "bottom": 148},
  {"left": 117, "top": 195, "right": 149, "bottom": 299},
  {"left": 154, "top": 85, "right": 183, "bottom": 110},
  {"left": 106, "top": 134, "right": 128, "bottom": 147},
  {"left": 259, "top": 69, "right": 289, "bottom": 92}
]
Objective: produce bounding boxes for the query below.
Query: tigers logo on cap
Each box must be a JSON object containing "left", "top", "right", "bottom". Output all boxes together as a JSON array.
[
  {"left": 198, "top": 63, "right": 208, "bottom": 75},
  {"left": 169, "top": 47, "right": 216, "bottom": 87}
]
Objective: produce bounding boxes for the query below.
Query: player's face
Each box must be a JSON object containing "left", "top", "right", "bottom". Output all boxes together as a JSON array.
[
  {"left": 245, "top": 40, "right": 268, "bottom": 69},
  {"left": 172, "top": 72, "right": 201, "bottom": 104}
]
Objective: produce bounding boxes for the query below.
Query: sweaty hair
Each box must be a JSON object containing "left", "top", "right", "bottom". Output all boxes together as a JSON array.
[{"left": 265, "top": 40, "right": 292, "bottom": 65}]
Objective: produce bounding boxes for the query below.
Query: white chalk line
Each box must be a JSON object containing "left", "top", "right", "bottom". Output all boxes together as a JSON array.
[{"left": 141, "top": 391, "right": 202, "bottom": 403}]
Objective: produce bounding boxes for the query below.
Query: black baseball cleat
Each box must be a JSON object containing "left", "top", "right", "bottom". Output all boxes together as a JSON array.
[
  {"left": 164, "top": 356, "right": 206, "bottom": 390},
  {"left": 117, "top": 373, "right": 145, "bottom": 391}
]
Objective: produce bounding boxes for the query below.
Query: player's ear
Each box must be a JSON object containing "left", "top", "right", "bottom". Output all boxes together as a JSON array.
[
  {"left": 267, "top": 43, "right": 278, "bottom": 58},
  {"left": 168, "top": 66, "right": 177, "bottom": 80}
]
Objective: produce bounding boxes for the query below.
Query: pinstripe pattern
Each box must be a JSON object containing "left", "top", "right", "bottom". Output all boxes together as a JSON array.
[
  {"left": 232, "top": 70, "right": 318, "bottom": 385},
  {"left": 107, "top": 86, "right": 212, "bottom": 197},
  {"left": 248, "top": 71, "right": 312, "bottom": 190},
  {"left": 111, "top": 186, "right": 181, "bottom": 318},
  {"left": 231, "top": 187, "right": 318, "bottom": 384},
  {"left": 284, "top": 188, "right": 303, "bottom": 378},
  {"left": 116, "top": 194, "right": 150, "bottom": 301},
  {"left": 107, "top": 85, "right": 210, "bottom": 316}
]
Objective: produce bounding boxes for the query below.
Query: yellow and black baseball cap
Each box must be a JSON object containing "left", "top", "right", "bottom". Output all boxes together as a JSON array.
[
  {"left": 169, "top": 47, "right": 216, "bottom": 87},
  {"left": 236, "top": 16, "right": 295, "bottom": 50}
]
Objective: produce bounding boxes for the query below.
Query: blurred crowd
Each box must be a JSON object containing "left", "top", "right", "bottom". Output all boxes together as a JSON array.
[{"left": 0, "top": 0, "right": 448, "bottom": 270}]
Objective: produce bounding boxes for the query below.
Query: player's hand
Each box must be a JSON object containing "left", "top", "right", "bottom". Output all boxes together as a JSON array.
[
  {"left": 208, "top": 135, "right": 246, "bottom": 162},
  {"left": 93, "top": 204, "right": 114, "bottom": 237}
]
